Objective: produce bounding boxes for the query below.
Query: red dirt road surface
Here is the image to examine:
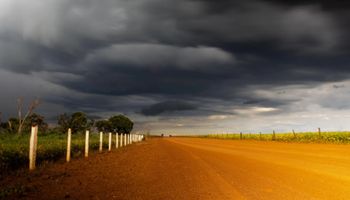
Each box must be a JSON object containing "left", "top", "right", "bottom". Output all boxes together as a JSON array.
[{"left": 2, "top": 137, "right": 350, "bottom": 199}]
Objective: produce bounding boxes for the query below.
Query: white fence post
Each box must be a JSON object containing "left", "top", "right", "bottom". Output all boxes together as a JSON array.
[
  {"left": 120, "top": 134, "right": 122, "bottom": 147},
  {"left": 85, "top": 130, "right": 89, "bottom": 158},
  {"left": 29, "top": 125, "right": 38, "bottom": 171},
  {"left": 99, "top": 131, "right": 103, "bottom": 152},
  {"left": 116, "top": 133, "right": 119, "bottom": 148},
  {"left": 66, "top": 128, "right": 72, "bottom": 162},
  {"left": 108, "top": 132, "right": 112, "bottom": 151},
  {"left": 124, "top": 134, "right": 127, "bottom": 146}
]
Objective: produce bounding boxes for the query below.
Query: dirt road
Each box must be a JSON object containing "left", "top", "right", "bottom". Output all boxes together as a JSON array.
[{"left": 2, "top": 138, "right": 350, "bottom": 199}]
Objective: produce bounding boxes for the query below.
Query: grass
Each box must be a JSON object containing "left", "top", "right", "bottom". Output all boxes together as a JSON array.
[
  {"left": 202, "top": 131, "right": 350, "bottom": 144},
  {"left": 0, "top": 132, "right": 112, "bottom": 176}
]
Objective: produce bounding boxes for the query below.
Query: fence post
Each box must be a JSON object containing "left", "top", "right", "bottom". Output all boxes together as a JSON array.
[
  {"left": 240, "top": 132, "right": 242, "bottom": 140},
  {"left": 120, "top": 134, "right": 123, "bottom": 147},
  {"left": 272, "top": 130, "right": 276, "bottom": 141},
  {"left": 259, "top": 132, "right": 262, "bottom": 140},
  {"left": 99, "top": 132, "right": 103, "bottom": 152},
  {"left": 116, "top": 133, "right": 119, "bottom": 148},
  {"left": 85, "top": 130, "right": 89, "bottom": 158},
  {"left": 292, "top": 129, "right": 296, "bottom": 138},
  {"left": 29, "top": 125, "right": 38, "bottom": 171},
  {"left": 124, "top": 134, "right": 127, "bottom": 146},
  {"left": 108, "top": 132, "right": 112, "bottom": 151},
  {"left": 122, "top": 134, "right": 125, "bottom": 147},
  {"left": 66, "top": 128, "right": 72, "bottom": 162},
  {"left": 318, "top": 128, "right": 321, "bottom": 138}
]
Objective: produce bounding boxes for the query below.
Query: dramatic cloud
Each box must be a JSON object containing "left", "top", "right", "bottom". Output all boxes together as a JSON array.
[
  {"left": 0, "top": 0, "right": 350, "bottom": 133},
  {"left": 85, "top": 44, "right": 234, "bottom": 70},
  {"left": 140, "top": 101, "right": 197, "bottom": 116}
]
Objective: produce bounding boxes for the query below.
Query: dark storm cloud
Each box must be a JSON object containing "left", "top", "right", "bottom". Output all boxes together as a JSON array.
[
  {"left": 140, "top": 101, "right": 197, "bottom": 116},
  {"left": 1, "top": 0, "right": 350, "bottom": 132},
  {"left": 262, "top": 0, "right": 350, "bottom": 10}
]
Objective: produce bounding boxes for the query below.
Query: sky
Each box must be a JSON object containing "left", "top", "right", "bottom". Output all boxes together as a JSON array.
[{"left": 1, "top": 0, "right": 350, "bottom": 134}]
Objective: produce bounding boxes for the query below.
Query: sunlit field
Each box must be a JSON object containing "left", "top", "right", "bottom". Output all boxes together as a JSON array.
[
  {"left": 0, "top": 133, "right": 111, "bottom": 176},
  {"left": 203, "top": 131, "right": 350, "bottom": 144}
]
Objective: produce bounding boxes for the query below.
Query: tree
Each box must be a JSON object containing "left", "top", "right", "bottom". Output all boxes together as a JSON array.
[
  {"left": 57, "top": 113, "right": 70, "bottom": 133},
  {"left": 109, "top": 115, "right": 133, "bottom": 134},
  {"left": 17, "top": 98, "right": 40, "bottom": 134},
  {"left": 95, "top": 120, "right": 112, "bottom": 132},
  {"left": 58, "top": 112, "right": 93, "bottom": 133},
  {"left": 23, "top": 113, "right": 48, "bottom": 133},
  {"left": 7, "top": 118, "right": 19, "bottom": 133},
  {"left": 2, "top": 113, "right": 48, "bottom": 134}
]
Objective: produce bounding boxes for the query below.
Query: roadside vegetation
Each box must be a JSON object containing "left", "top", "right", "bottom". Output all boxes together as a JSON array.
[
  {"left": 0, "top": 133, "right": 110, "bottom": 175},
  {"left": 0, "top": 98, "right": 134, "bottom": 177},
  {"left": 203, "top": 131, "right": 350, "bottom": 144}
]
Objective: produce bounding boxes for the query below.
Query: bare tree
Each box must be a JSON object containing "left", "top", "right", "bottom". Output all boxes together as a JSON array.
[{"left": 17, "top": 97, "right": 40, "bottom": 134}]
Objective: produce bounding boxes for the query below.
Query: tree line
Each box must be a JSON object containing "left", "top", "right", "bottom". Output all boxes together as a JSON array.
[
  {"left": 0, "top": 112, "right": 134, "bottom": 135},
  {"left": 0, "top": 98, "right": 133, "bottom": 135}
]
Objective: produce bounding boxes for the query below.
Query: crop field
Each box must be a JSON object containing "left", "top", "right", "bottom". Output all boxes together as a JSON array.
[
  {"left": 0, "top": 133, "right": 111, "bottom": 176},
  {"left": 203, "top": 131, "right": 350, "bottom": 144}
]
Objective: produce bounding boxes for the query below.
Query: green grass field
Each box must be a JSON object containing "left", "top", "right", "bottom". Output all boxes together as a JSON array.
[
  {"left": 203, "top": 131, "right": 350, "bottom": 144},
  {"left": 0, "top": 132, "right": 112, "bottom": 176}
]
